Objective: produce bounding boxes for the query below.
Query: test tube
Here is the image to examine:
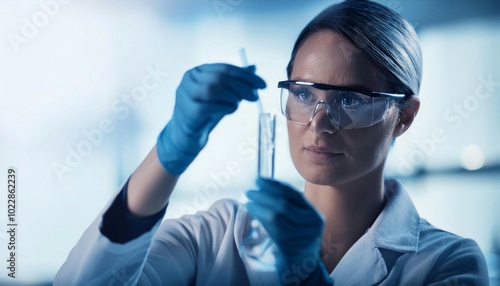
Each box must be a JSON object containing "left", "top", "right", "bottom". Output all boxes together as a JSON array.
[
  {"left": 258, "top": 113, "right": 275, "bottom": 179},
  {"left": 239, "top": 49, "right": 276, "bottom": 270}
]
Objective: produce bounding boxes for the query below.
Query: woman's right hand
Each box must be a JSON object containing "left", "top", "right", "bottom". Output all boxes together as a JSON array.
[
  {"left": 157, "top": 63, "right": 266, "bottom": 175},
  {"left": 246, "top": 178, "right": 333, "bottom": 285}
]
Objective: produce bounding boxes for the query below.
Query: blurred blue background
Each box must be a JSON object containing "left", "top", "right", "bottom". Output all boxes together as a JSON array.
[{"left": 0, "top": 0, "right": 499, "bottom": 284}]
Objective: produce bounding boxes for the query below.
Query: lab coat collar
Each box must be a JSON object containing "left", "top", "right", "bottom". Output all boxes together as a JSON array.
[
  {"left": 369, "top": 179, "right": 421, "bottom": 253},
  {"left": 330, "top": 179, "right": 421, "bottom": 285}
]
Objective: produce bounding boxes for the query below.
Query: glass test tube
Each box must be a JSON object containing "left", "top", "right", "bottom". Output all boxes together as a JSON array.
[
  {"left": 242, "top": 111, "right": 277, "bottom": 272},
  {"left": 258, "top": 113, "right": 275, "bottom": 179}
]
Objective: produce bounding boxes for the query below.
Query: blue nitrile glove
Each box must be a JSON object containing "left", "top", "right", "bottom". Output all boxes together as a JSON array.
[
  {"left": 157, "top": 64, "right": 266, "bottom": 175},
  {"left": 246, "top": 178, "right": 334, "bottom": 286}
]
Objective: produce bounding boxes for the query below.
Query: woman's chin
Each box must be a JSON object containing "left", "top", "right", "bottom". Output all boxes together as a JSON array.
[{"left": 299, "top": 166, "right": 346, "bottom": 186}]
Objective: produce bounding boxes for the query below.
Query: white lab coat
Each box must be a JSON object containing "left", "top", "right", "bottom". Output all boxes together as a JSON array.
[{"left": 54, "top": 179, "right": 489, "bottom": 285}]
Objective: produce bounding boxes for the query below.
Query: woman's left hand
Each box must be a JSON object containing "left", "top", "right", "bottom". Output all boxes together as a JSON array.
[{"left": 246, "top": 178, "right": 333, "bottom": 285}]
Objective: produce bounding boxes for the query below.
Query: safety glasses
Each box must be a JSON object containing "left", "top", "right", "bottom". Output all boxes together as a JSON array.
[{"left": 278, "top": 80, "right": 409, "bottom": 129}]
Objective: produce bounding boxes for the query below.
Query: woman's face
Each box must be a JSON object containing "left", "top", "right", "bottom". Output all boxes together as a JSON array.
[{"left": 288, "top": 31, "right": 400, "bottom": 186}]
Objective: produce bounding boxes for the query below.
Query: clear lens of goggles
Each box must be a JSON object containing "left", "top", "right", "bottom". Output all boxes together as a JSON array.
[{"left": 280, "top": 83, "right": 392, "bottom": 129}]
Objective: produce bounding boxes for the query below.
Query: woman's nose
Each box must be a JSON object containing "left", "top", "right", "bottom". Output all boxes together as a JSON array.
[{"left": 309, "top": 102, "right": 336, "bottom": 134}]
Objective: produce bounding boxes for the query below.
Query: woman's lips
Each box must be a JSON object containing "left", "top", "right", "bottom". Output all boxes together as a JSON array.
[{"left": 304, "top": 146, "right": 343, "bottom": 162}]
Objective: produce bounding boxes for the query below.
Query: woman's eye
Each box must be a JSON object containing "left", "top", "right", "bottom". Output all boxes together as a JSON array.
[
  {"left": 340, "top": 92, "right": 363, "bottom": 107},
  {"left": 292, "top": 88, "right": 315, "bottom": 103}
]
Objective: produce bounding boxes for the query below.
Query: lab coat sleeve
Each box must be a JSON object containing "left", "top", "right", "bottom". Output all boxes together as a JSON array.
[
  {"left": 425, "top": 238, "right": 489, "bottom": 286},
  {"left": 53, "top": 194, "right": 166, "bottom": 285},
  {"left": 54, "top": 188, "right": 237, "bottom": 285}
]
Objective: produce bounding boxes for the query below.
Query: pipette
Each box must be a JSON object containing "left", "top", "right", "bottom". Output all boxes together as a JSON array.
[{"left": 239, "top": 48, "right": 265, "bottom": 115}]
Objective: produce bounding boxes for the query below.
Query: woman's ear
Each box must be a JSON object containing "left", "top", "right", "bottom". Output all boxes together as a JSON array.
[{"left": 393, "top": 96, "right": 420, "bottom": 138}]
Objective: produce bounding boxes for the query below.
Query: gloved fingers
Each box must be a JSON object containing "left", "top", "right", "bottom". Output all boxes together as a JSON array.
[
  {"left": 173, "top": 96, "right": 238, "bottom": 132},
  {"left": 263, "top": 220, "right": 321, "bottom": 242},
  {"left": 245, "top": 192, "right": 321, "bottom": 232},
  {"left": 246, "top": 202, "right": 303, "bottom": 235},
  {"left": 176, "top": 84, "right": 240, "bottom": 113},
  {"left": 248, "top": 179, "right": 325, "bottom": 226},
  {"left": 243, "top": 65, "right": 256, "bottom": 73},
  {"left": 246, "top": 202, "right": 275, "bottom": 227},
  {"left": 180, "top": 70, "right": 260, "bottom": 107},
  {"left": 192, "top": 72, "right": 260, "bottom": 103},
  {"left": 246, "top": 190, "right": 316, "bottom": 223},
  {"left": 269, "top": 237, "right": 317, "bottom": 256},
  {"left": 187, "top": 64, "right": 265, "bottom": 102},
  {"left": 191, "top": 99, "right": 239, "bottom": 116},
  {"left": 220, "top": 76, "right": 260, "bottom": 103},
  {"left": 246, "top": 203, "right": 320, "bottom": 254},
  {"left": 195, "top": 63, "right": 266, "bottom": 89},
  {"left": 256, "top": 178, "right": 313, "bottom": 209}
]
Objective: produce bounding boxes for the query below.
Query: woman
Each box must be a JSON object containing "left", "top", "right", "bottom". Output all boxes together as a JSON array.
[{"left": 55, "top": 1, "right": 489, "bottom": 285}]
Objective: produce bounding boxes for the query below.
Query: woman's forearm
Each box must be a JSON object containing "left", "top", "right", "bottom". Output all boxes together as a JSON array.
[{"left": 127, "top": 145, "right": 179, "bottom": 217}]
